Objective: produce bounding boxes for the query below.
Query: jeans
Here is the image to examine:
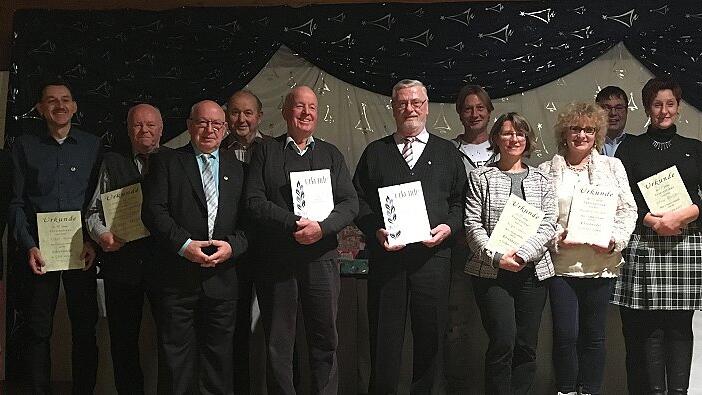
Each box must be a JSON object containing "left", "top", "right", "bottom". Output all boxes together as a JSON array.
[
  {"left": 471, "top": 267, "right": 547, "bottom": 395},
  {"left": 549, "top": 277, "right": 613, "bottom": 395},
  {"left": 620, "top": 307, "right": 693, "bottom": 395}
]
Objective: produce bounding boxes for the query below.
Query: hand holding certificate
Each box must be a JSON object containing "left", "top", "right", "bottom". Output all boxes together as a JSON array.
[
  {"left": 377, "top": 181, "right": 432, "bottom": 247},
  {"left": 486, "top": 194, "right": 544, "bottom": 254},
  {"left": 290, "top": 169, "right": 334, "bottom": 222},
  {"left": 101, "top": 183, "right": 150, "bottom": 243},
  {"left": 37, "top": 211, "right": 85, "bottom": 272},
  {"left": 637, "top": 165, "right": 692, "bottom": 215},
  {"left": 565, "top": 185, "right": 617, "bottom": 248}
]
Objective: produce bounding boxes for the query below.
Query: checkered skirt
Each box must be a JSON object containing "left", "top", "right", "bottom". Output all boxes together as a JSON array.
[{"left": 612, "top": 223, "right": 702, "bottom": 310}]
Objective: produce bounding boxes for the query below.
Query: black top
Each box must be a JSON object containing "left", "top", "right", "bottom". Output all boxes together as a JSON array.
[
  {"left": 615, "top": 124, "right": 702, "bottom": 226},
  {"left": 244, "top": 134, "right": 359, "bottom": 263},
  {"left": 8, "top": 127, "right": 102, "bottom": 251},
  {"left": 353, "top": 133, "right": 467, "bottom": 257}
]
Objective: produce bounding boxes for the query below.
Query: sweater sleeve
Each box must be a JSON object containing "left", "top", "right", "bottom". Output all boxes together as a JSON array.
[
  {"left": 516, "top": 175, "right": 558, "bottom": 264},
  {"left": 353, "top": 147, "right": 385, "bottom": 240},
  {"left": 609, "top": 157, "right": 638, "bottom": 252},
  {"left": 319, "top": 146, "right": 359, "bottom": 236},
  {"left": 464, "top": 170, "right": 492, "bottom": 265},
  {"left": 445, "top": 148, "right": 468, "bottom": 235}
]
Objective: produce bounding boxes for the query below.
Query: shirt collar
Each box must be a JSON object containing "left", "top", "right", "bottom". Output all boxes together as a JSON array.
[
  {"left": 285, "top": 135, "right": 315, "bottom": 152},
  {"left": 394, "top": 128, "right": 429, "bottom": 144},
  {"left": 230, "top": 131, "right": 263, "bottom": 148},
  {"left": 192, "top": 144, "right": 220, "bottom": 160},
  {"left": 41, "top": 127, "right": 78, "bottom": 144},
  {"left": 605, "top": 131, "right": 627, "bottom": 144}
]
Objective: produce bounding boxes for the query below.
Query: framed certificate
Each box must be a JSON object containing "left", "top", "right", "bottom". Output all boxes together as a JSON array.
[
  {"left": 377, "top": 181, "right": 432, "bottom": 246},
  {"left": 101, "top": 183, "right": 150, "bottom": 242},
  {"left": 637, "top": 165, "right": 692, "bottom": 215},
  {"left": 486, "top": 194, "right": 545, "bottom": 254},
  {"left": 565, "top": 185, "right": 617, "bottom": 248},
  {"left": 37, "top": 211, "right": 85, "bottom": 272},
  {"left": 290, "top": 169, "right": 334, "bottom": 222}
]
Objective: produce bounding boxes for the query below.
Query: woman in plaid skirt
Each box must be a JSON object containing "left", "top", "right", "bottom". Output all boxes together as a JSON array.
[
  {"left": 612, "top": 77, "right": 702, "bottom": 395},
  {"left": 539, "top": 103, "right": 637, "bottom": 395}
]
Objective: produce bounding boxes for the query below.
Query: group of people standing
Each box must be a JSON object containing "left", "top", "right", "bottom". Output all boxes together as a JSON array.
[{"left": 2, "top": 75, "right": 701, "bottom": 395}]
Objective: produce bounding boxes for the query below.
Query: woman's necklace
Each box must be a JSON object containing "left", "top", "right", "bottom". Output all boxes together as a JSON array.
[
  {"left": 566, "top": 155, "right": 590, "bottom": 173},
  {"left": 650, "top": 139, "right": 672, "bottom": 151}
]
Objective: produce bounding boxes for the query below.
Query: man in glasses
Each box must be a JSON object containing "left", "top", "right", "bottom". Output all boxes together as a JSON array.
[
  {"left": 353, "top": 79, "right": 466, "bottom": 393},
  {"left": 245, "top": 86, "right": 358, "bottom": 395},
  {"left": 596, "top": 86, "right": 630, "bottom": 156},
  {"left": 142, "top": 100, "right": 247, "bottom": 394},
  {"left": 85, "top": 103, "right": 164, "bottom": 394}
]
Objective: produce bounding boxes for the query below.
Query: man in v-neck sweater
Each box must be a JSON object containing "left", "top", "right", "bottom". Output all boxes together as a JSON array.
[
  {"left": 353, "top": 79, "right": 467, "bottom": 393},
  {"left": 245, "top": 86, "right": 358, "bottom": 395}
]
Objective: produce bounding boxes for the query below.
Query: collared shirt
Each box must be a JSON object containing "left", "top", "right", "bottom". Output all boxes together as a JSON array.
[
  {"left": 224, "top": 131, "right": 264, "bottom": 163},
  {"left": 9, "top": 127, "right": 101, "bottom": 251},
  {"left": 602, "top": 132, "right": 627, "bottom": 157},
  {"left": 85, "top": 149, "right": 153, "bottom": 241},
  {"left": 178, "top": 146, "right": 220, "bottom": 255},
  {"left": 285, "top": 135, "right": 316, "bottom": 156},
  {"left": 393, "top": 128, "right": 429, "bottom": 169}
]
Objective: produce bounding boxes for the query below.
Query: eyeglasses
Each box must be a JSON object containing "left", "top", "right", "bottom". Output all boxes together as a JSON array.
[
  {"left": 568, "top": 126, "right": 597, "bottom": 135},
  {"left": 499, "top": 131, "right": 527, "bottom": 140},
  {"left": 602, "top": 104, "right": 627, "bottom": 113},
  {"left": 392, "top": 99, "right": 427, "bottom": 111},
  {"left": 192, "top": 119, "right": 226, "bottom": 131}
]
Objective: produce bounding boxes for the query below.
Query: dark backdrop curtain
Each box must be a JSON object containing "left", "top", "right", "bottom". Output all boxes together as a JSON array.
[{"left": 5, "top": 1, "right": 702, "bottom": 143}]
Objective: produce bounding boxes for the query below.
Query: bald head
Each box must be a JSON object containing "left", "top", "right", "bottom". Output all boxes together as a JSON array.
[
  {"left": 282, "top": 86, "right": 318, "bottom": 142},
  {"left": 127, "top": 103, "right": 163, "bottom": 154},
  {"left": 187, "top": 100, "right": 227, "bottom": 153}
]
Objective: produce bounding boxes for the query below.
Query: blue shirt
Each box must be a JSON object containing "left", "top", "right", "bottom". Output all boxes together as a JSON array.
[
  {"left": 8, "top": 127, "right": 102, "bottom": 251},
  {"left": 602, "top": 132, "right": 628, "bottom": 157}
]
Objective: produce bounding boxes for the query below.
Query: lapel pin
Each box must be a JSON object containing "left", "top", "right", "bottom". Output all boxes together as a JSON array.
[
  {"left": 223, "top": 176, "right": 229, "bottom": 181},
  {"left": 70, "top": 166, "right": 77, "bottom": 172},
  {"left": 427, "top": 161, "right": 432, "bottom": 165}
]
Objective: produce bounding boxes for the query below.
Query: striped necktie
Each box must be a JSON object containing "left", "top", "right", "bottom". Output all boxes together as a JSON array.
[
  {"left": 200, "top": 154, "right": 218, "bottom": 239},
  {"left": 402, "top": 137, "right": 415, "bottom": 167}
]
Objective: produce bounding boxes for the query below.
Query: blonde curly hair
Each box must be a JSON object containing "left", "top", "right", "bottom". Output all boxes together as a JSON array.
[{"left": 554, "top": 102, "right": 607, "bottom": 156}]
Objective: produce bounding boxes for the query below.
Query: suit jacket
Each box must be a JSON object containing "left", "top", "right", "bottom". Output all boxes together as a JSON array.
[
  {"left": 353, "top": 132, "right": 467, "bottom": 261},
  {"left": 142, "top": 144, "right": 247, "bottom": 299}
]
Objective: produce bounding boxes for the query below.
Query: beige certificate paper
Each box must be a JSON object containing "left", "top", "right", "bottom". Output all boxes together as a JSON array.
[
  {"left": 37, "top": 211, "right": 85, "bottom": 272},
  {"left": 290, "top": 169, "right": 334, "bottom": 222},
  {"left": 565, "top": 185, "right": 617, "bottom": 248},
  {"left": 486, "top": 194, "right": 544, "bottom": 254},
  {"left": 378, "top": 181, "right": 432, "bottom": 246},
  {"left": 101, "top": 183, "right": 150, "bottom": 242},
  {"left": 637, "top": 165, "right": 692, "bottom": 215}
]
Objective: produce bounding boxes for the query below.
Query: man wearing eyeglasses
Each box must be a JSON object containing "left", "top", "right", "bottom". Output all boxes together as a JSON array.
[
  {"left": 353, "top": 79, "right": 466, "bottom": 393},
  {"left": 245, "top": 86, "right": 358, "bottom": 395},
  {"left": 596, "top": 86, "right": 630, "bottom": 156},
  {"left": 142, "top": 100, "right": 247, "bottom": 394},
  {"left": 85, "top": 103, "right": 165, "bottom": 394}
]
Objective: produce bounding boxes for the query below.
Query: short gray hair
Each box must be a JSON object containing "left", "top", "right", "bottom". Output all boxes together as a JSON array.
[
  {"left": 391, "top": 79, "right": 427, "bottom": 100},
  {"left": 127, "top": 103, "right": 162, "bottom": 126}
]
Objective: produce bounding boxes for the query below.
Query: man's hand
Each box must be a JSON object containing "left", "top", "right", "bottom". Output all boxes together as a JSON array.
[
  {"left": 183, "top": 240, "right": 211, "bottom": 265},
  {"left": 499, "top": 249, "right": 526, "bottom": 272},
  {"left": 202, "top": 240, "right": 232, "bottom": 267},
  {"left": 97, "top": 231, "right": 125, "bottom": 252},
  {"left": 28, "top": 247, "right": 45, "bottom": 275},
  {"left": 422, "top": 224, "right": 452, "bottom": 248},
  {"left": 81, "top": 241, "right": 97, "bottom": 270},
  {"left": 294, "top": 219, "right": 323, "bottom": 245},
  {"left": 376, "top": 228, "right": 405, "bottom": 252}
]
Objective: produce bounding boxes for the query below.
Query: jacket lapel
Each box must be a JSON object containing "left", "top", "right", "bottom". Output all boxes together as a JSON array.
[{"left": 179, "top": 147, "right": 207, "bottom": 209}]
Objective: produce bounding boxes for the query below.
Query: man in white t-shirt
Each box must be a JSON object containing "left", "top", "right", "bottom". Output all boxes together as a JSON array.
[{"left": 452, "top": 84, "right": 499, "bottom": 172}]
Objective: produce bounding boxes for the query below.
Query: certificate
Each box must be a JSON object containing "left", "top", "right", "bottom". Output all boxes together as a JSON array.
[
  {"left": 101, "top": 183, "right": 150, "bottom": 243},
  {"left": 290, "top": 169, "right": 334, "bottom": 222},
  {"left": 565, "top": 185, "right": 617, "bottom": 248},
  {"left": 37, "top": 211, "right": 85, "bottom": 272},
  {"left": 637, "top": 165, "right": 692, "bottom": 215},
  {"left": 486, "top": 194, "right": 544, "bottom": 254},
  {"left": 377, "top": 181, "right": 432, "bottom": 246}
]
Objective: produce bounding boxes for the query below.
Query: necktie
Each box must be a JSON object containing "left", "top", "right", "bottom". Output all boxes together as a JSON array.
[
  {"left": 201, "top": 154, "right": 218, "bottom": 239},
  {"left": 402, "top": 137, "right": 415, "bottom": 167},
  {"left": 136, "top": 153, "right": 149, "bottom": 175}
]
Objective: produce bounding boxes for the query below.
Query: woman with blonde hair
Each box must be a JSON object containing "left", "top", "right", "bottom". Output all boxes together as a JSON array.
[{"left": 539, "top": 102, "right": 637, "bottom": 395}]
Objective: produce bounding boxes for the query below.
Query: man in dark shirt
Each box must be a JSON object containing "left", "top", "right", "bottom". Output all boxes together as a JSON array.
[
  {"left": 245, "top": 86, "right": 358, "bottom": 395},
  {"left": 8, "top": 80, "right": 101, "bottom": 394},
  {"left": 353, "top": 79, "right": 466, "bottom": 394},
  {"left": 85, "top": 103, "right": 163, "bottom": 394}
]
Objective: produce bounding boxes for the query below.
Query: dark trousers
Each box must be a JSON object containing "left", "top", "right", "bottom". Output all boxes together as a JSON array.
[
  {"left": 233, "top": 268, "right": 254, "bottom": 394},
  {"left": 257, "top": 258, "right": 340, "bottom": 395},
  {"left": 104, "top": 278, "right": 162, "bottom": 395},
  {"left": 159, "top": 291, "right": 237, "bottom": 395},
  {"left": 27, "top": 267, "right": 98, "bottom": 395},
  {"left": 619, "top": 307, "right": 693, "bottom": 395},
  {"left": 471, "top": 268, "right": 547, "bottom": 395},
  {"left": 549, "top": 277, "right": 613, "bottom": 395},
  {"left": 368, "top": 253, "right": 450, "bottom": 395}
]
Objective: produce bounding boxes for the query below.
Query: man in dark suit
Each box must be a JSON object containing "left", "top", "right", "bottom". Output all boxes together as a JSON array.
[
  {"left": 246, "top": 86, "right": 358, "bottom": 395},
  {"left": 353, "top": 79, "right": 466, "bottom": 394},
  {"left": 85, "top": 103, "right": 164, "bottom": 394},
  {"left": 142, "top": 100, "right": 247, "bottom": 394}
]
